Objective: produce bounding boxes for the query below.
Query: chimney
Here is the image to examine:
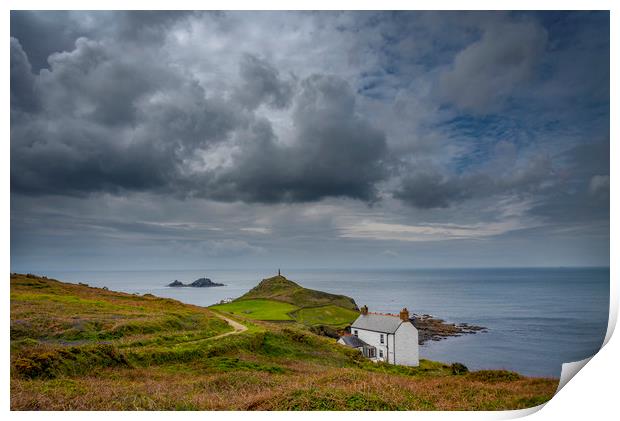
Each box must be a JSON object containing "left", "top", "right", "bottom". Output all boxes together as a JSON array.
[
  {"left": 360, "top": 305, "right": 368, "bottom": 315},
  {"left": 399, "top": 307, "right": 409, "bottom": 321}
]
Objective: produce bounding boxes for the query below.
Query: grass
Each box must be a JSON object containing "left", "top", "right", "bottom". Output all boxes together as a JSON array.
[
  {"left": 10, "top": 273, "right": 232, "bottom": 378},
  {"left": 11, "top": 274, "right": 231, "bottom": 345},
  {"left": 210, "top": 300, "right": 358, "bottom": 328},
  {"left": 291, "top": 305, "right": 359, "bottom": 328},
  {"left": 203, "top": 357, "right": 286, "bottom": 374},
  {"left": 10, "top": 273, "right": 560, "bottom": 411},
  {"left": 210, "top": 299, "right": 299, "bottom": 321},
  {"left": 219, "top": 275, "right": 361, "bottom": 328},
  {"left": 240, "top": 275, "right": 358, "bottom": 310}
]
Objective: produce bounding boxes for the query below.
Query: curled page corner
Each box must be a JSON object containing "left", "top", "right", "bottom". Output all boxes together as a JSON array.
[
  {"left": 482, "top": 356, "right": 599, "bottom": 419},
  {"left": 556, "top": 356, "right": 593, "bottom": 394},
  {"left": 602, "top": 290, "right": 618, "bottom": 347},
  {"left": 550, "top": 276, "right": 617, "bottom": 396}
]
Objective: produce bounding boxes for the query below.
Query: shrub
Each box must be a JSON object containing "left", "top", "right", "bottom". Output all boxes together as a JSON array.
[
  {"left": 281, "top": 328, "right": 314, "bottom": 345},
  {"left": 309, "top": 325, "right": 340, "bottom": 339},
  {"left": 12, "top": 343, "right": 130, "bottom": 379},
  {"left": 451, "top": 362, "right": 469, "bottom": 375}
]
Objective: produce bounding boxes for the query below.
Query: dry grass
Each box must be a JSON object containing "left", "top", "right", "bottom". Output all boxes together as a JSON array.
[
  {"left": 10, "top": 273, "right": 559, "bottom": 411},
  {"left": 11, "top": 362, "right": 558, "bottom": 410},
  {"left": 11, "top": 273, "right": 231, "bottom": 345}
]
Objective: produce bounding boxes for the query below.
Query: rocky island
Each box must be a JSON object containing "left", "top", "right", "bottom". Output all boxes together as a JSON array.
[{"left": 167, "top": 277, "right": 225, "bottom": 287}]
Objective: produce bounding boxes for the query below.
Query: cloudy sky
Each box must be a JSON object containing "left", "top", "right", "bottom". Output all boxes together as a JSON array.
[{"left": 10, "top": 11, "right": 609, "bottom": 271}]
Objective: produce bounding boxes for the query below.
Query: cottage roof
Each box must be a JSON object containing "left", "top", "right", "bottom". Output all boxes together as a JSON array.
[
  {"left": 351, "top": 313, "right": 405, "bottom": 333},
  {"left": 339, "top": 335, "right": 370, "bottom": 348}
]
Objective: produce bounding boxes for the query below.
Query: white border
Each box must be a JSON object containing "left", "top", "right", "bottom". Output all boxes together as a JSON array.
[{"left": 3, "top": 2, "right": 617, "bottom": 420}]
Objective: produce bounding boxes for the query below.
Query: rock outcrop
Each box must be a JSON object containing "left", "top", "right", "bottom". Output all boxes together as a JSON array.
[
  {"left": 167, "top": 280, "right": 184, "bottom": 287},
  {"left": 412, "top": 314, "right": 487, "bottom": 345},
  {"left": 189, "top": 278, "right": 224, "bottom": 287},
  {"left": 167, "top": 278, "right": 224, "bottom": 287}
]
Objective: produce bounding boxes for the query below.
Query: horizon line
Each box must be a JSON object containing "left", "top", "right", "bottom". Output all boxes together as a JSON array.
[{"left": 10, "top": 265, "right": 611, "bottom": 274}]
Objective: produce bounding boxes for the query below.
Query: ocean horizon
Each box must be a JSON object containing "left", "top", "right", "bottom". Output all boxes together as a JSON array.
[{"left": 29, "top": 266, "right": 609, "bottom": 378}]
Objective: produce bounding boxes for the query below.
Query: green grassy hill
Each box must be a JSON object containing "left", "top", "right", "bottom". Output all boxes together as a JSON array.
[
  {"left": 210, "top": 299, "right": 299, "bottom": 321},
  {"left": 211, "top": 275, "right": 360, "bottom": 328},
  {"left": 240, "top": 275, "right": 358, "bottom": 310},
  {"left": 10, "top": 273, "right": 559, "bottom": 410}
]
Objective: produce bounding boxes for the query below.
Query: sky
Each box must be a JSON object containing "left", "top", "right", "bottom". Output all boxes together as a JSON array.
[{"left": 10, "top": 11, "right": 610, "bottom": 271}]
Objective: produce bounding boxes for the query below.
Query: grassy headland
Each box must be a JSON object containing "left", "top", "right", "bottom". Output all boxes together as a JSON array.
[
  {"left": 210, "top": 298, "right": 299, "bottom": 321},
  {"left": 10, "top": 273, "right": 559, "bottom": 410},
  {"left": 239, "top": 275, "right": 358, "bottom": 310},
  {"left": 211, "top": 275, "right": 359, "bottom": 329}
]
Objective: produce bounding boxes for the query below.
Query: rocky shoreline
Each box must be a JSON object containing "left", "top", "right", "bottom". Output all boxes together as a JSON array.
[{"left": 412, "top": 314, "right": 487, "bottom": 345}]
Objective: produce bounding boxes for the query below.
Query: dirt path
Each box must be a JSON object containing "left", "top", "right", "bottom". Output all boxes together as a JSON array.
[
  {"left": 209, "top": 312, "right": 248, "bottom": 340},
  {"left": 152, "top": 312, "right": 247, "bottom": 347}
]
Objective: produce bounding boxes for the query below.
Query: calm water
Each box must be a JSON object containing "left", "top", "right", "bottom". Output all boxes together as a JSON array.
[{"left": 42, "top": 267, "right": 609, "bottom": 377}]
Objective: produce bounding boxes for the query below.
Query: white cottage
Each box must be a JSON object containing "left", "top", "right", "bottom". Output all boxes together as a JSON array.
[{"left": 338, "top": 306, "right": 419, "bottom": 366}]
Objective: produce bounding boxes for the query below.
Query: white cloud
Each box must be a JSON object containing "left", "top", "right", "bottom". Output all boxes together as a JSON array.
[
  {"left": 589, "top": 175, "right": 610, "bottom": 197},
  {"left": 380, "top": 249, "right": 399, "bottom": 257},
  {"left": 240, "top": 227, "right": 271, "bottom": 234},
  {"left": 198, "top": 239, "right": 266, "bottom": 257},
  {"left": 339, "top": 219, "right": 535, "bottom": 242}
]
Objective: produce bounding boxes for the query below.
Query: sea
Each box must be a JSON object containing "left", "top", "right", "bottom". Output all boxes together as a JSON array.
[{"left": 41, "top": 267, "right": 609, "bottom": 378}]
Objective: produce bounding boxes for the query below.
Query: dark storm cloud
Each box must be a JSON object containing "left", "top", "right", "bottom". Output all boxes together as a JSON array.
[
  {"left": 394, "top": 138, "right": 609, "bottom": 236},
  {"left": 527, "top": 141, "right": 610, "bottom": 224},
  {"left": 9, "top": 11, "right": 610, "bottom": 271},
  {"left": 10, "top": 11, "right": 86, "bottom": 71},
  {"left": 10, "top": 11, "right": 195, "bottom": 71},
  {"left": 394, "top": 170, "right": 474, "bottom": 209},
  {"left": 37, "top": 37, "right": 161, "bottom": 126},
  {"left": 10, "top": 38, "right": 39, "bottom": 112},
  {"left": 113, "top": 10, "right": 195, "bottom": 42},
  {"left": 234, "top": 54, "right": 295, "bottom": 110},
  {"left": 206, "top": 75, "right": 389, "bottom": 203},
  {"left": 10, "top": 34, "right": 245, "bottom": 196},
  {"left": 11, "top": 11, "right": 605, "bottom": 208},
  {"left": 393, "top": 156, "right": 553, "bottom": 209},
  {"left": 10, "top": 28, "right": 387, "bottom": 203}
]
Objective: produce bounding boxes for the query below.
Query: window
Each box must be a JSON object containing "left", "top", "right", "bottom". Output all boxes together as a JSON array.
[
  {"left": 379, "top": 350, "right": 384, "bottom": 358},
  {"left": 380, "top": 334, "right": 384, "bottom": 344},
  {"left": 368, "top": 348, "right": 376, "bottom": 358},
  {"left": 353, "top": 330, "right": 358, "bottom": 336}
]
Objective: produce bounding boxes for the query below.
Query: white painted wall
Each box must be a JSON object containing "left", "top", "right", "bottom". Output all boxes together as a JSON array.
[
  {"left": 387, "top": 333, "right": 395, "bottom": 364},
  {"left": 352, "top": 328, "right": 388, "bottom": 362},
  {"left": 394, "top": 322, "right": 419, "bottom": 366},
  {"left": 350, "top": 321, "right": 418, "bottom": 366}
]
